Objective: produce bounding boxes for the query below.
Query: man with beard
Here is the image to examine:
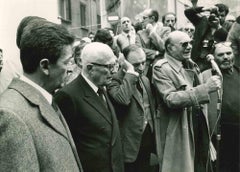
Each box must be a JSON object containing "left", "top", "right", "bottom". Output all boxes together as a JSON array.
[
  {"left": 108, "top": 45, "right": 160, "bottom": 172},
  {"left": 185, "top": 5, "right": 224, "bottom": 71},
  {"left": 152, "top": 31, "right": 221, "bottom": 172},
  {"left": 202, "top": 42, "right": 240, "bottom": 172}
]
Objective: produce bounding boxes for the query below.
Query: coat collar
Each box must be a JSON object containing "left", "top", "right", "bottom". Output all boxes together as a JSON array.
[
  {"left": 76, "top": 75, "right": 112, "bottom": 125},
  {"left": 8, "top": 78, "right": 69, "bottom": 140},
  {"left": 165, "top": 53, "right": 183, "bottom": 73}
]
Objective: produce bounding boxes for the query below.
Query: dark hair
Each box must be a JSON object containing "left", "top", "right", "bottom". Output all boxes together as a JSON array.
[
  {"left": 150, "top": 10, "right": 159, "bottom": 22},
  {"left": 215, "top": 3, "right": 229, "bottom": 15},
  {"left": 93, "top": 29, "right": 113, "bottom": 47},
  {"left": 162, "top": 12, "right": 177, "bottom": 23},
  {"left": 16, "top": 16, "right": 46, "bottom": 48},
  {"left": 0, "top": 48, "right": 2, "bottom": 53},
  {"left": 73, "top": 42, "right": 88, "bottom": 64},
  {"left": 20, "top": 19, "right": 75, "bottom": 73},
  {"left": 122, "top": 44, "right": 141, "bottom": 60}
]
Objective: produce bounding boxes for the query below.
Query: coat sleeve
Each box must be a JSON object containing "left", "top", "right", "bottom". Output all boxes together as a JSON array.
[
  {"left": 152, "top": 64, "right": 210, "bottom": 109},
  {"left": 107, "top": 73, "right": 138, "bottom": 105},
  {"left": 184, "top": 7, "right": 204, "bottom": 26},
  {"left": 0, "top": 109, "right": 39, "bottom": 171}
]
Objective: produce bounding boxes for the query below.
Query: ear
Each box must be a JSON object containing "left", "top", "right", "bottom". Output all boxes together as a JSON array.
[{"left": 39, "top": 58, "right": 50, "bottom": 75}]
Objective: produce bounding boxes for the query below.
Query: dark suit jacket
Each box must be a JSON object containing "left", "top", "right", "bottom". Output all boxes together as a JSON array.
[
  {"left": 0, "top": 78, "right": 82, "bottom": 172},
  {"left": 107, "top": 71, "right": 160, "bottom": 164},
  {"left": 54, "top": 74, "right": 124, "bottom": 172}
]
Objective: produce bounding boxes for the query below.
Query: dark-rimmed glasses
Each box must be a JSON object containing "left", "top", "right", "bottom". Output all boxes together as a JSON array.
[
  {"left": 91, "top": 62, "right": 116, "bottom": 72},
  {"left": 179, "top": 40, "right": 194, "bottom": 49}
]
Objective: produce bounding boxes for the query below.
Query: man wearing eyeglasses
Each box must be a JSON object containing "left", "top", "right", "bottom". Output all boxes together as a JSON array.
[
  {"left": 202, "top": 42, "right": 240, "bottom": 172},
  {"left": 107, "top": 44, "right": 159, "bottom": 172},
  {"left": 152, "top": 31, "right": 221, "bottom": 172},
  {"left": 136, "top": 9, "right": 164, "bottom": 80},
  {"left": 54, "top": 42, "right": 124, "bottom": 172}
]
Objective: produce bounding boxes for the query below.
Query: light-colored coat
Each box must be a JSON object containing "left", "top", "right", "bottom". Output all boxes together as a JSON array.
[
  {"left": 152, "top": 54, "right": 210, "bottom": 172},
  {"left": 0, "top": 78, "right": 82, "bottom": 172}
]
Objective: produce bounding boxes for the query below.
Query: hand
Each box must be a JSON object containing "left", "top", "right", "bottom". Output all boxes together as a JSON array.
[
  {"left": 118, "top": 53, "right": 135, "bottom": 72},
  {"left": 205, "top": 75, "right": 221, "bottom": 93}
]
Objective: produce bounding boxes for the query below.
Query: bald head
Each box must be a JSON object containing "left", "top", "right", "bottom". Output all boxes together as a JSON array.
[
  {"left": 81, "top": 42, "right": 117, "bottom": 87},
  {"left": 165, "top": 31, "right": 192, "bottom": 61},
  {"left": 81, "top": 42, "right": 116, "bottom": 69}
]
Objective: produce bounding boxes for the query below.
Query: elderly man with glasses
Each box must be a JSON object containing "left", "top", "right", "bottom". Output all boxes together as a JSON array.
[
  {"left": 202, "top": 42, "right": 240, "bottom": 172},
  {"left": 54, "top": 42, "right": 124, "bottom": 172},
  {"left": 152, "top": 31, "right": 221, "bottom": 172}
]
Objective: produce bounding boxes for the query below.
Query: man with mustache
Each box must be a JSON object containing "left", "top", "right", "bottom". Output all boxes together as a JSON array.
[{"left": 202, "top": 42, "right": 240, "bottom": 172}]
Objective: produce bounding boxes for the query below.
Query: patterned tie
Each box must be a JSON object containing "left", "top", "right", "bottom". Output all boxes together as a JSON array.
[{"left": 136, "top": 79, "right": 143, "bottom": 96}]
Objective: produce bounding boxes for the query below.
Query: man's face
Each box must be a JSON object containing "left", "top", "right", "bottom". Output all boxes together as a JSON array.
[
  {"left": 214, "top": 43, "right": 234, "bottom": 70},
  {"left": 169, "top": 32, "right": 192, "bottom": 61},
  {"left": 208, "top": 12, "right": 220, "bottom": 28},
  {"left": 121, "top": 18, "right": 131, "bottom": 33},
  {"left": 89, "top": 55, "right": 117, "bottom": 87},
  {"left": 218, "top": 11, "right": 227, "bottom": 25},
  {"left": 48, "top": 45, "right": 73, "bottom": 93},
  {"left": 0, "top": 51, "right": 3, "bottom": 72},
  {"left": 164, "top": 14, "right": 176, "bottom": 28},
  {"left": 127, "top": 49, "right": 146, "bottom": 75},
  {"left": 142, "top": 10, "right": 153, "bottom": 29}
]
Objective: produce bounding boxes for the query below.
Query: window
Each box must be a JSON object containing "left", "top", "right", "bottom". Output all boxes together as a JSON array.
[
  {"left": 80, "top": 2, "right": 86, "bottom": 27},
  {"left": 59, "top": 0, "right": 71, "bottom": 21},
  {"left": 97, "top": 15, "right": 101, "bottom": 29}
]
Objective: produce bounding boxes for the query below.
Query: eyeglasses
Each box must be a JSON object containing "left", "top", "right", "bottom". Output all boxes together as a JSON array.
[
  {"left": 184, "top": 28, "right": 195, "bottom": 32},
  {"left": 166, "top": 19, "right": 175, "bottom": 23},
  {"left": 143, "top": 16, "right": 150, "bottom": 20},
  {"left": 91, "top": 62, "right": 116, "bottom": 72},
  {"left": 132, "top": 61, "right": 146, "bottom": 68},
  {"left": 179, "top": 40, "right": 194, "bottom": 49},
  {"left": 122, "top": 20, "right": 130, "bottom": 24}
]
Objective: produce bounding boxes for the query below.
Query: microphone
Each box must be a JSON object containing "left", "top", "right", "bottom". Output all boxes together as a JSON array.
[{"left": 206, "top": 54, "right": 222, "bottom": 78}]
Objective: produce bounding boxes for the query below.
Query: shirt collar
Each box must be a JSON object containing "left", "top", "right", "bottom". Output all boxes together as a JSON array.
[
  {"left": 20, "top": 75, "right": 52, "bottom": 104},
  {"left": 165, "top": 53, "right": 183, "bottom": 73},
  {"left": 81, "top": 73, "right": 98, "bottom": 93}
]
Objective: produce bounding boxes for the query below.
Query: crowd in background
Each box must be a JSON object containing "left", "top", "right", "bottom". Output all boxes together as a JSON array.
[{"left": 0, "top": 2, "right": 239, "bottom": 172}]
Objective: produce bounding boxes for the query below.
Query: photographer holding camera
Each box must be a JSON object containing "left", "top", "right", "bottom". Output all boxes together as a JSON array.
[{"left": 184, "top": 4, "right": 229, "bottom": 72}]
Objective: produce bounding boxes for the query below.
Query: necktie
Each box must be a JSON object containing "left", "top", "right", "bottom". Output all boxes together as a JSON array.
[
  {"left": 182, "top": 59, "right": 200, "bottom": 86},
  {"left": 97, "top": 87, "right": 108, "bottom": 108},
  {"left": 127, "top": 34, "right": 131, "bottom": 44},
  {"left": 136, "top": 79, "right": 143, "bottom": 96}
]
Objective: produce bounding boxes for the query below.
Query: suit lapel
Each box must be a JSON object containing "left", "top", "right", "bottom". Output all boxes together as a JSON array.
[
  {"left": 9, "top": 78, "right": 69, "bottom": 140},
  {"left": 78, "top": 75, "right": 112, "bottom": 125}
]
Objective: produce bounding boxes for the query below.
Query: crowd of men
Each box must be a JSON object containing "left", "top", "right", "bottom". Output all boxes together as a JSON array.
[{"left": 0, "top": 2, "right": 239, "bottom": 172}]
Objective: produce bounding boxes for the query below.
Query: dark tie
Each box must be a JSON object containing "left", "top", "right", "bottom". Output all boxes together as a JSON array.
[
  {"left": 136, "top": 79, "right": 143, "bottom": 96},
  {"left": 127, "top": 34, "right": 130, "bottom": 44},
  {"left": 97, "top": 87, "right": 108, "bottom": 108}
]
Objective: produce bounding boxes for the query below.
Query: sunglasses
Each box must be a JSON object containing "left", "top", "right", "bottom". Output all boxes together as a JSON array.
[
  {"left": 184, "top": 28, "right": 195, "bottom": 32},
  {"left": 179, "top": 40, "right": 194, "bottom": 49},
  {"left": 166, "top": 19, "right": 175, "bottom": 23},
  {"left": 91, "top": 62, "right": 116, "bottom": 72}
]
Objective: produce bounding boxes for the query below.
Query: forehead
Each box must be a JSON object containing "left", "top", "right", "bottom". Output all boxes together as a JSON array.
[
  {"left": 170, "top": 32, "right": 191, "bottom": 44},
  {"left": 121, "top": 17, "right": 130, "bottom": 23},
  {"left": 127, "top": 49, "right": 146, "bottom": 62},
  {"left": 214, "top": 46, "right": 232, "bottom": 55},
  {"left": 165, "top": 14, "right": 175, "bottom": 19}
]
